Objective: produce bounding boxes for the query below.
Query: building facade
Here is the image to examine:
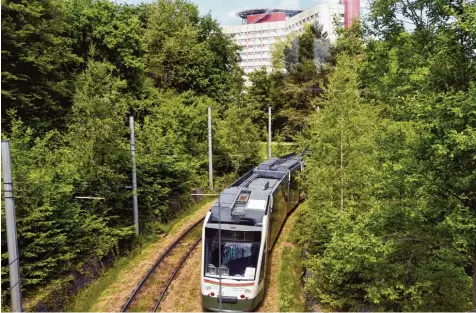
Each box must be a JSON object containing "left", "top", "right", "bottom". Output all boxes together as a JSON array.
[{"left": 222, "top": 0, "right": 359, "bottom": 75}]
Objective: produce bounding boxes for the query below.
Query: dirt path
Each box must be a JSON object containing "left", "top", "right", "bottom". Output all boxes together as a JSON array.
[
  {"left": 157, "top": 243, "right": 203, "bottom": 312},
  {"left": 89, "top": 201, "right": 213, "bottom": 312}
]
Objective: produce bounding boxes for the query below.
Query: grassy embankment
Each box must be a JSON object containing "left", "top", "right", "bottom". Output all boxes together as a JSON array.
[
  {"left": 278, "top": 202, "right": 307, "bottom": 312},
  {"left": 66, "top": 198, "right": 214, "bottom": 312}
]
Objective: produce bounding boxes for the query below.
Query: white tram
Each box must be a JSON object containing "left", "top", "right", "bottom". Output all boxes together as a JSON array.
[{"left": 201, "top": 154, "right": 303, "bottom": 311}]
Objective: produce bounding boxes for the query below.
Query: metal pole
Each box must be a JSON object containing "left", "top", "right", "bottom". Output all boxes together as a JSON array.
[
  {"left": 129, "top": 112, "right": 139, "bottom": 236},
  {"left": 268, "top": 106, "right": 272, "bottom": 159},
  {"left": 2, "top": 140, "right": 23, "bottom": 312},
  {"left": 218, "top": 196, "right": 222, "bottom": 312},
  {"left": 208, "top": 106, "right": 214, "bottom": 191}
]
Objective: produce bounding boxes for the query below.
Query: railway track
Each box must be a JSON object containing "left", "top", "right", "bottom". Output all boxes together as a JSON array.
[{"left": 121, "top": 217, "right": 204, "bottom": 312}]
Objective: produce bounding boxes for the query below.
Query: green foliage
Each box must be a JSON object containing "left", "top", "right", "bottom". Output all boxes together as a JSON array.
[
  {"left": 134, "top": 90, "right": 260, "bottom": 230},
  {"left": 302, "top": 54, "right": 380, "bottom": 258},
  {"left": 216, "top": 105, "right": 261, "bottom": 175},
  {"left": 296, "top": 1, "right": 476, "bottom": 310},
  {"left": 135, "top": 92, "right": 208, "bottom": 226},
  {"left": 300, "top": 53, "right": 473, "bottom": 311},
  {"left": 267, "top": 21, "right": 333, "bottom": 140},
  {"left": 64, "top": 0, "right": 145, "bottom": 92},
  {"left": 65, "top": 60, "right": 133, "bottom": 234},
  {"left": 145, "top": 0, "right": 242, "bottom": 101},
  {"left": 364, "top": 0, "right": 475, "bottom": 102},
  {"left": 270, "top": 32, "right": 298, "bottom": 72},
  {"left": 1, "top": 0, "right": 80, "bottom": 133},
  {"left": 1, "top": 0, "right": 246, "bottom": 308},
  {"left": 1, "top": 112, "right": 131, "bottom": 307},
  {"left": 1, "top": 120, "right": 81, "bottom": 293},
  {"left": 245, "top": 67, "right": 272, "bottom": 135}
]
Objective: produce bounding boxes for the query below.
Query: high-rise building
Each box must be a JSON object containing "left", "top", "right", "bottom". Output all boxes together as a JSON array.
[{"left": 222, "top": 0, "right": 360, "bottom": 75}]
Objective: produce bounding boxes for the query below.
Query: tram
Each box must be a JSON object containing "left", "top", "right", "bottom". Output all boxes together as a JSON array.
[{"left": 200, "top": 153, "right": 304, "bottom": 311}]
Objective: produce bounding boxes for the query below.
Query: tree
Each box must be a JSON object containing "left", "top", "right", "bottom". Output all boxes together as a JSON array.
[
  {"left": 270, "top": 32, "right": 298, "bottom": 72},
  {"left": 65, "top": 60, "right": 133, "bottom": 232},
  {"left": 364, "top": 0, "right": 476, "bottom": 101},
  {"left": 300, "top": 53, "right": 382, "bottom": 310},
  {"left": 145, "top": 0, "right": 242, "bottom": 101},
  {"left": 300, "top": 52, "right": 473, "bottom": 311},
  {"left": 216, "top": 105, "right": 261, "bottom": 175},
  {"left": 1, "top": 0, "right": 79, "bottom": 133},
  {"left": 407, "top": 88, "right": 476, "bottom": 308},
  {"left": 64, "top": 0, "right": 145, "bottom": 93},
  {"left": 245, "top": 67, "right": 272, "bottom": 134},
  {"left": 271, "top": 21, "right": 332, "bottom": 139},
  {"left": 135, "top": 91, "right": 207, "bottom": 225},
  {"left": 1, "top": 120, "right": 81, "bottom": 305}
]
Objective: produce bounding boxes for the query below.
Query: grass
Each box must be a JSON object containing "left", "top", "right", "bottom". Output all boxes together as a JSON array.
[
  {"left": 66, "top": 256, "right": 135, "bottom": 312},
  {"left": 65, "top": 198, "right": 214, "bottom": 312},
  {"left": 278, "top": 203, "right": 307, "bottom": 312},
  {"left": 278, "top": 246, "right": 305, "bottom": 312}
]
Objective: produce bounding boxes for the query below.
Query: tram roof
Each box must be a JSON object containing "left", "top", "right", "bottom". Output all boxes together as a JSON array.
[{"left": 207, "top": 154, "right": 303, "bottom": 226}]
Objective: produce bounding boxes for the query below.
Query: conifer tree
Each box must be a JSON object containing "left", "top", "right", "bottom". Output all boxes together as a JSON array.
[{"left": 1, "top": 0, "right": 79, "bottom": 133}]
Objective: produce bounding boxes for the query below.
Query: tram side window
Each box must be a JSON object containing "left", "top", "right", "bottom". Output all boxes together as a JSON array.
[
  {"left": 259, "top": 244, "right": 266, "bottom": 283},
  {"left": 283, "top": 177, "right": 289, "bottom": 202}
]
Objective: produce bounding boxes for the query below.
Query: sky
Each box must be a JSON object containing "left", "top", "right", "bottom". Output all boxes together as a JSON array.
[{"left": 120, "top": 0, "right": 328, "bottom": 26}]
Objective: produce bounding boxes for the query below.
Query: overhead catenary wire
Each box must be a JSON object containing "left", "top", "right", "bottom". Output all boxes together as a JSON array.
[{"left": 74, "top": 196, "right": 105, "bottom": 200}]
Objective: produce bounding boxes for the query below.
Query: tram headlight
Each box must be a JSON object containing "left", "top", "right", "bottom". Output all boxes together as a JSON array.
[{"left": 244, "top": 288, "right": 252, "bottom": 295}]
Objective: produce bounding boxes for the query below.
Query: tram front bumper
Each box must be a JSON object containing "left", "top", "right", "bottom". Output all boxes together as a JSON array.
[{"left": 202, "top": 295, "right": 255, "bottom": 312}]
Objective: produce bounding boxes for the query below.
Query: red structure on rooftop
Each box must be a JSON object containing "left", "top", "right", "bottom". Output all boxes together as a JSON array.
[
  {"left": 247, "top": 12, "right": 286, "bottom": 24},
  {"left": 236, "top": 1, "right": 360, "bottom": 28},
  {"left": 237, "top": 8, "right": 303, "bottom": 24}
]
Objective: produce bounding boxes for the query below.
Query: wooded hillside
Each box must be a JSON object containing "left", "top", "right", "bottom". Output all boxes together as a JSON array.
[{"left": 1, "top": 0, "right": 475, "bottom": 311}]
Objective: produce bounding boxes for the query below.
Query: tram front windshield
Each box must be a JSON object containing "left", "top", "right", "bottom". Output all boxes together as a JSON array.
[{"left": 204, "top": 228, "right": 261, "bottom": 280}]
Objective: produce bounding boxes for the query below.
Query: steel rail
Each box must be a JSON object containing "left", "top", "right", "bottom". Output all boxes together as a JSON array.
[
  {"left": 153, "top": 238, "right": 202, "bottom": 312},
  {"left": 121, "top": 217, "right": 205, "bottom": 312}
]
